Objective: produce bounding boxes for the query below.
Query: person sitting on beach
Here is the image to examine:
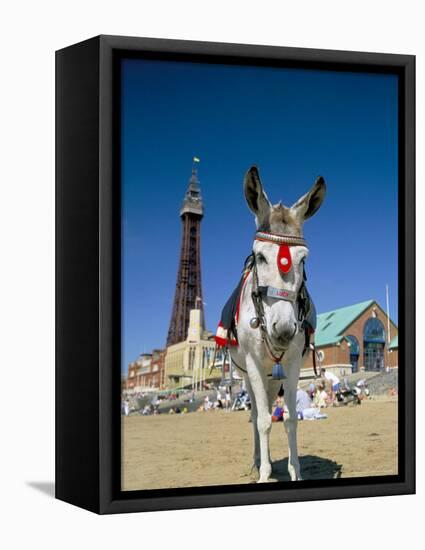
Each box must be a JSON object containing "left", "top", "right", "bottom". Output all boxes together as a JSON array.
[
  {"left": 214, "top": 397, "right": 223, "bottom": 409},
  {"left": 296, "top": 387, "right": 312, "bottom": 412},
  {"left": 142, "top": 405, "right": 151, "bottom": 416},
  {"left": 294, "top": 387, "right": 327, "bottom": 420},
  {"left": 314, "top": 382, "right": 330, "bottom": 408},
  {"left": 216, "top": 390, "right": 223, "bottom": 409},
  {"left": 271, "top": 396, "right": 284, "bottom": 422},
  {"left": 272, "top": 404, "right": 284, "bottom": 422}
]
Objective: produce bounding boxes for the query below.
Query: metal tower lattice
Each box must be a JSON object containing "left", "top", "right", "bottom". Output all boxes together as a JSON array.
[{"left": 166, "top": 165, "right": 205, "bottom": 346}]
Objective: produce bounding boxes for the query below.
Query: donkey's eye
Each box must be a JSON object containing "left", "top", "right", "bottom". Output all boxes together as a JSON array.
[{"left": 256, "top": 253, "right": 268, "bottom": 264}]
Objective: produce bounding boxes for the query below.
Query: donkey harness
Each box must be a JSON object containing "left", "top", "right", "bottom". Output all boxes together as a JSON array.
[{"left": 215, "top": 231, "right": 318, "bottom": 378}]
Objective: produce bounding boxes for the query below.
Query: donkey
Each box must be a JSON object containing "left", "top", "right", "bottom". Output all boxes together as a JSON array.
[{"left": 225, "top": 166, "right": 326, "bottom": 483}]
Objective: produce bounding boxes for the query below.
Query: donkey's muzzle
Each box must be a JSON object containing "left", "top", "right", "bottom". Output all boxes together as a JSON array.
[{"left": 271, "top": 322, "right": 297, "bottom": 348}]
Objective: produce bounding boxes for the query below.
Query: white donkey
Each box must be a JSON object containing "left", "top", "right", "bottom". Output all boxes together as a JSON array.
[{"left": 222, "top": 166, "right": 326, "bottom": 483}]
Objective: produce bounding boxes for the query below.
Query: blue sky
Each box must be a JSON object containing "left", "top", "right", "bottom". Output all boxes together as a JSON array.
[{"left": 121, "top": 58, "right": 398, "bottom": 372}]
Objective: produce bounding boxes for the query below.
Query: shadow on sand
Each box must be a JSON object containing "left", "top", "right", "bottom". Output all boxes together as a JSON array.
[
  {"left": 271, "top": 455, "right": 342, "bottom": 481},
  {"left": 26, "top": 481, "right": 55, "bottom": 498}
]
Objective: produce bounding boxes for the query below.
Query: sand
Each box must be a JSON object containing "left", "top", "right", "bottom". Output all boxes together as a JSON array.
[{"left": 121, "top": 397, "right": 398, "bottom": 491}]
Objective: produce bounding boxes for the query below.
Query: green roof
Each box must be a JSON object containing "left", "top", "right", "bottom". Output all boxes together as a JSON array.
[
  {"left": 315, "top": 300, "right": 375, "bottom": 347},
  {"left": 389, "top": 335, "right": 398, "bottom": 349}
]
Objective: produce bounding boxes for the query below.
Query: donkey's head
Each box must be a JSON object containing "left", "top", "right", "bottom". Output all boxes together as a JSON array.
[{"left": 244, "top": 166, "right": 326, "bottom": 351}]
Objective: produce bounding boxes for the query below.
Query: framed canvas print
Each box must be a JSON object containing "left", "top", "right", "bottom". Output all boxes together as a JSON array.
[{"left": 56, "top": 35, "right": 415, "bottom": 514}]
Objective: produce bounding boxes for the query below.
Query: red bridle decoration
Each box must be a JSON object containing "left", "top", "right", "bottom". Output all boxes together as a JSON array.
[
  {"left": 255, "top": 232, "right": 307, "bottom": 276},
  {"left": 277, "top": 244, "right": 292, "bottom": 274}
]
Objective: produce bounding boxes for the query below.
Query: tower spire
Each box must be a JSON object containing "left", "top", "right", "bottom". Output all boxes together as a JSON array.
[
  {"left": 167, "top": 159, "right": 205, "bottom": 346},
  {"left": 181, "top": 157, "right": 203, "bottom": 217}
]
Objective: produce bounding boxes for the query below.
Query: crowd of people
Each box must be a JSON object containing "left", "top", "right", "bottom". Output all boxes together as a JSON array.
[
  {"left": 272, "top": 386, "right": 328, "bottom": 422},
  {"left": 122, "top": 384, "right": 237, "bottom": 416},
  {"left": 270, "top": 368, "right": 339, "bottom": 423},
  {"left": 122, "top": 368, "right": 373, "bottom": 418},
  {"left": 271, "top": 368, "right": 372, "bottom": 422},
  {"left": 197, "top": 385, "right": 233, "bottom": 412}
]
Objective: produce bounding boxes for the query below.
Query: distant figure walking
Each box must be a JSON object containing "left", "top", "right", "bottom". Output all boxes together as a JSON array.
[
  {"left": 122, "top": 399, "right": 129, "bottom": 416},
  {"left": 225, "top": 386, "right": 232, "bottom": 410},
  {"left": 320, "top": 368, "right": 340, "bottom": 404}
]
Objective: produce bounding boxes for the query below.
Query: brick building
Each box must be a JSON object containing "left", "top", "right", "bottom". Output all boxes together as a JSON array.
[
  {"left": 389, "top": 335, "right": 398, "bottom": 368},
  {"left": 303, "top": 299, "right": 398, "bottom": 376},
  {"left": 126, "top": 360, "right": 139, "bottom": 391},
  {"left": 150, "top": 349, "right": 167, "bottom": 389},
  {"left": 125, "top": 350, "right": 167, "bottom": 392}
]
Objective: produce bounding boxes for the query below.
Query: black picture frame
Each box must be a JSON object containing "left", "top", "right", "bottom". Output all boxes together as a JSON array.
[{"left": 56, "top": 35, "right": 415, "bottom": 514}]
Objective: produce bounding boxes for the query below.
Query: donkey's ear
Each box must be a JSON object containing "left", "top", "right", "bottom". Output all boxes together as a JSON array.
[
  {"left": 290, "top": 176, "right": 326, "bottom": 222},
  {"left": 244, "top": 166, "right": 271, "bottom": 228}
]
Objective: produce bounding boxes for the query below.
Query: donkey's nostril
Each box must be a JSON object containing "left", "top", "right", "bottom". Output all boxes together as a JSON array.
[{"left": 272, "top": 321, "right": 297, "bottom": 344}]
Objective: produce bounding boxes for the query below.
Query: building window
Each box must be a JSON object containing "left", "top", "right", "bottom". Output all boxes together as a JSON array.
[
  {"left": 346, "top": 334, "right": 360, "bottom": 354},
  {"left": 363, "top": 318, "right": 385, "bottom": 371},
  {"left": 345, "top": 335, "right": 360, "bottom": 373},
  {"left": 364, "top": 318, "right": 385, "bottom": 343}
]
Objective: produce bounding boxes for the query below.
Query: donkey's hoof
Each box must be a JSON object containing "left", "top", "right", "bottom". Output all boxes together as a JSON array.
[
  {"left": 257, "top": 465, "right": 272, "bottom": 483},
  {"left": 291, "top": 475, "right": 303, "bottom": 481},
  {"left": 257, "top": 477, "right": 272, "bottom": 483},
  {"left": 288, "top": 469, "right": 303, "bottom": 481}
]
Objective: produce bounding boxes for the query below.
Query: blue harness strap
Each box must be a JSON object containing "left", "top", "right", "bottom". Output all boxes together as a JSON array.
[
  {"left": 219, "top": 254, "right": 254, "bottom": 344},
  {"left": 220, "top": 278, "right": 244, "bottom": 342}
]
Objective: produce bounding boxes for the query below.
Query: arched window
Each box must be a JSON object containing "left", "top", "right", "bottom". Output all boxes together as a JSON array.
[
  {"left": 363, "top": 318, "right": 386, "bottom": 343},
  {"left": 363, "top": 318, "right": 385, "bottom": 371},
  {"left": 345, "top": 335, "right": 360, "bottom": 373},
  {"left": 346, "top": 335, "right": 360, "bottom": 354}
]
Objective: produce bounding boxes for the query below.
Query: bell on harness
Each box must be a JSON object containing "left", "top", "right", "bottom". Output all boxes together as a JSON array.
[
  {"left": 272, "top": 363, "right": 287, "bottom": 380},
  {"left": 249, "top": 317, "right": 260, "bottom": 329}
]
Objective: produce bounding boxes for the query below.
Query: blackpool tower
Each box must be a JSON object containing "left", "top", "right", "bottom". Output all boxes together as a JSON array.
[{"left": 166, "top": 161, "right": 205, "bottom": 346}]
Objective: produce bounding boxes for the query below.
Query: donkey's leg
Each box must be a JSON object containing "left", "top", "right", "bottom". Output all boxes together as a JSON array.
[
  {"left": 266, "top": 380, "right": 283, "bottom": 466},
  {"left": 245, "top": 376, "right": 260, "bottom": 470},
  {"left": 282, "top": 363, "right": 302, "bottom": 481},
  {"left": 246, "top": 357, "right": 272, "bottom": 483}
]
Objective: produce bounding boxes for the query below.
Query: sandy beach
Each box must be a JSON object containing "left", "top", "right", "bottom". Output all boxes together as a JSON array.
[{"left": 121, "top": 397, "right": 398, "bottom": 491}]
